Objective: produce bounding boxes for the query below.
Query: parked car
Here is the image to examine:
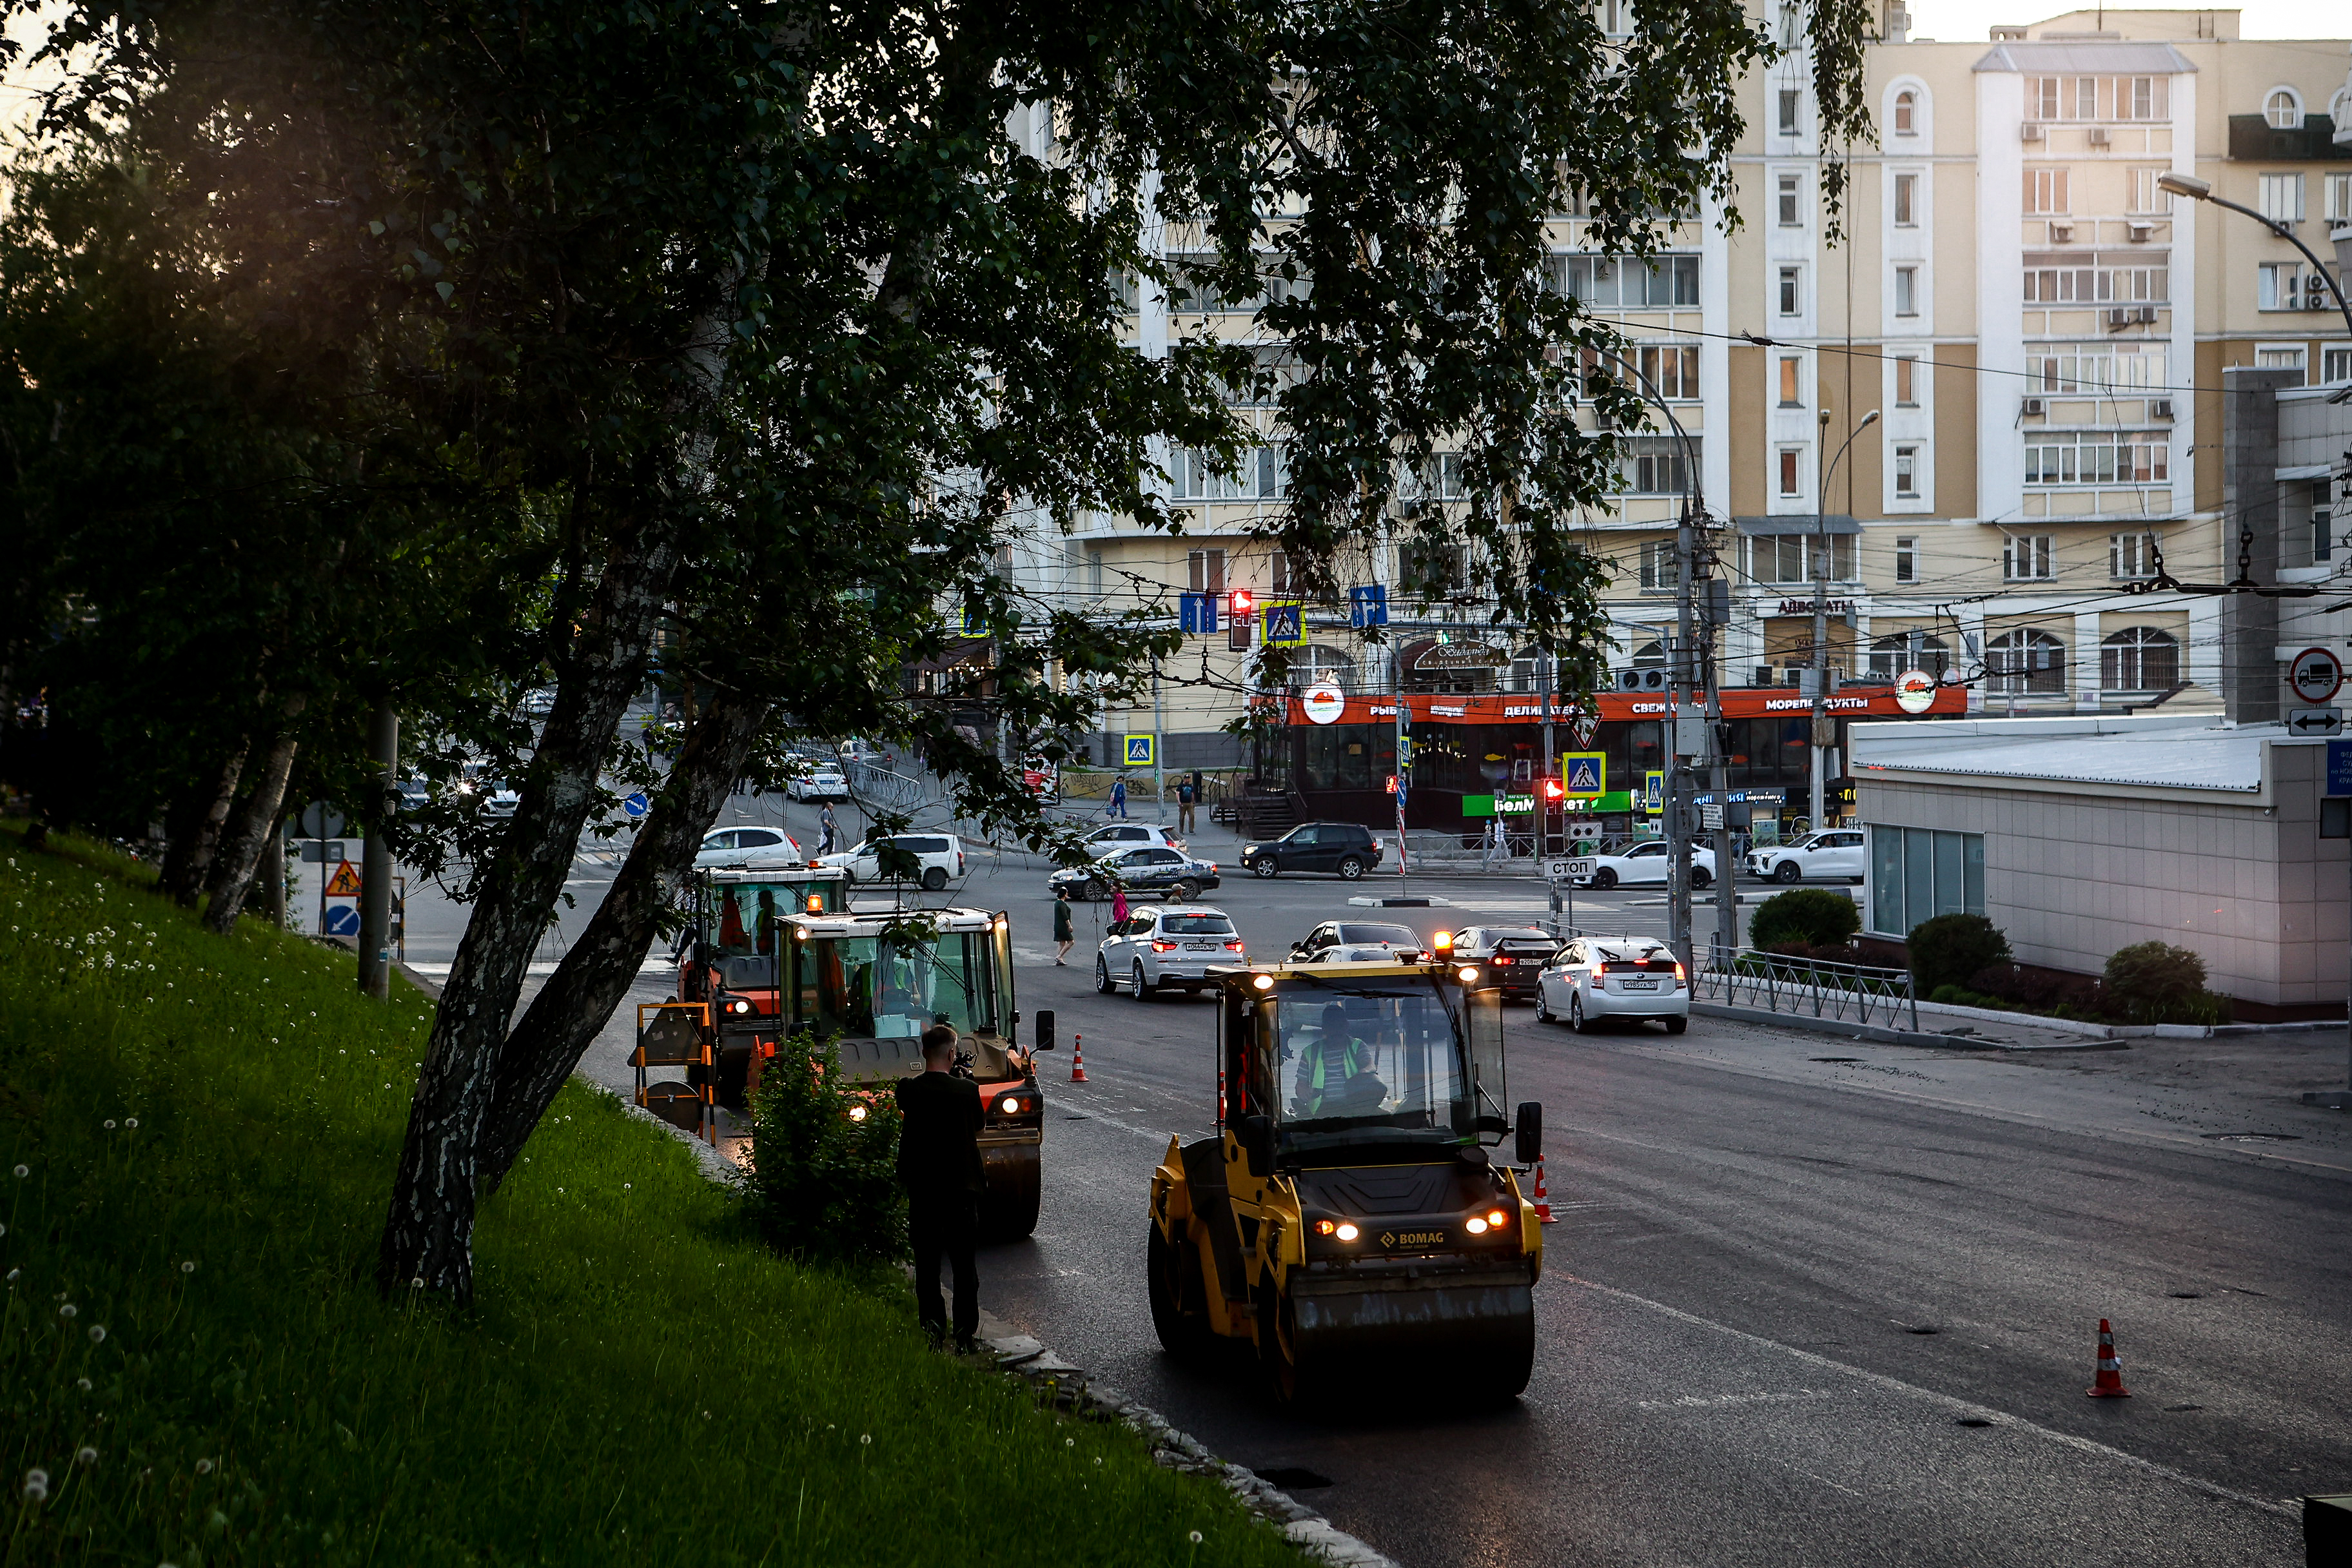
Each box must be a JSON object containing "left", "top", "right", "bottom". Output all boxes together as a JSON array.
[
  {"left": 1535, "top": 937, "right": 1689, "bottom": 1033},
  {"left": 1450, "top": 926, "right": 1562, "bottom": 999},
  {"left": 1302, "top": 943, "right": 1410, "bottom": 965},
  {"left": 1747, "top": 829, "right": 1867, "bottom": 884},
  {"left": 787, "top": 765, "right": 849, "bottom": 802},
  {"left": 396, "top": 776, "right": 431, "bottom": 814},
  {"left": 519, "top": 687, "right": 558, "bottom": 716},
  {"left": 695, "top": 826, "right": 804, "bottom": 868},
  {"left": 1576, "top": 840, "right": 1718, "bottom": 890},
  {"left": 816, "top": 832, "right": 966, "bottom": 890},
  {"left": 1050, "top": 844, "right": 1220, "bottom": 902},
  {"left": 1287, "top": 920, "right": 1428, "bottom": 965},
  {"left": 1240, "top": 821, "right": 1383, "bottom": 880},
  {"left": 1081, "top": 823, "right": 1188, "bottom": 854},
  {"left": 1095, "top": 905, "right": 1246, "bottom": 997},
  {"left": 483, "top": 780, "right": 520, "bottom": 819}
]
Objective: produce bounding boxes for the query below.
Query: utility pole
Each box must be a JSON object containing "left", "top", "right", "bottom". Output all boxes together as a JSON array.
[
  {"left": 1542, "top": 649, "right": 1563, "bottom": 938},
  {"left": 357, "top": 701, "right": 398, "bottom": 999},
  {"left": 1152, "top": 656, "right": 1166, "bottom": 814},
  {"left": 1665, "top": 504, "right": 1695, "bottom": 969},
  {"left": 1703, "top": 567, "right": 1738, "bottom": 964}
]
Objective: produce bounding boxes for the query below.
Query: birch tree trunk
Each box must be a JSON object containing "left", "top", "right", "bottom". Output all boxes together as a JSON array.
[
  {"left": 203, "top": 704, "right": 306, "bottom": 935},
  {"left": 161, "top": 742, "right": 248, "bottom": 906}
]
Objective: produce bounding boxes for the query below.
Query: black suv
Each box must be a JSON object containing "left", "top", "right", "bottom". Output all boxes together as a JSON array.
[
  {"left": 1451, "top": 926, "right": 1562, "bottom": 1001},
  {"left": 1240, "top": 821, "right": 1382, "bottom": 880}
]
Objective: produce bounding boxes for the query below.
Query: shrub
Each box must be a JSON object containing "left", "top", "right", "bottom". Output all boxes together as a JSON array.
[
  {"left": 1907, "top": 914, "right": 2011, "bottom": 996},
  {"left": 744, "top": 1031, "right": 909, "bottom": 1269},
  {"left": 1749, "top": 888, "right": 1862, "bottom": 951},
  {"left": 2102, "top": 941, "right": 2227, "bottom": 1026}
]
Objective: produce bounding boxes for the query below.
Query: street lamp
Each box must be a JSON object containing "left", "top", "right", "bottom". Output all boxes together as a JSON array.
[
  {"left": 1809, "top": 408, "right": 1879, "bottom": 829},
  {"left": 2157, "top": 172, "right": 2352, "bottom": 347}
]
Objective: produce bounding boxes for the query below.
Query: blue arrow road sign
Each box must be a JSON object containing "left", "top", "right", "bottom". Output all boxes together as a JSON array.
[
  {"left": 1179, "top": 592, "right": 1219, "bottom": 634},
  {"left": 1349, "top": 585, "right": 1388, "bottom": 629},
  {"left": 622, "top": 791, "right": 651, "bottom": 819},
  {"left": 323, "top": 903, "right": 362, "bottom": 937}
]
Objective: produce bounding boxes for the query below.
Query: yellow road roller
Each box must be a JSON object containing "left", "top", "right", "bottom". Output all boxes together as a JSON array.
[{"left": 1146, "top": 959, "right": 1544, "bottom": 1403}]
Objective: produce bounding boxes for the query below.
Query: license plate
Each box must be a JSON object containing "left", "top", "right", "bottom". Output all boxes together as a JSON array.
[
  {"left": 1184, "top": 942, "right": 1215, "bottom": 950},
  {"left": 1622, "top": 979, "right": 1658, "bottom": 991}
]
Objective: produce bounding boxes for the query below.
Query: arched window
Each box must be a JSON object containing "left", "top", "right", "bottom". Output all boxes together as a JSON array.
[
  {"left": 2100, "top": 627, "right": 2179, "bottom": 692},
  {"left": 1987, "top": 629, "right": 2066, "bottom": 694},
  {"left": 2265, "top": 87, "right": 2302, "bottom": 130},
  {"left": 1893, "top": 88, "right": 1917, "bottom": 135},
  {"left": 1867, "top": 632, "right": 1950, "bottom": 681},
  {"left": 1290, "top": 643, "right": 1358, "bottom": 691},
  {"left": 2333, "top": 86, "right": 2352, "bottom": 126},
  {"left": 1631, "top": 640, "right": 1667, "bottom": 667}
]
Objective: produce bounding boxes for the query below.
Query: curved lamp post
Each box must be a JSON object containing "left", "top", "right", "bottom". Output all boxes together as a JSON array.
[{"left": 1808, "top": 408, "right": 1879, "bottom": 827}]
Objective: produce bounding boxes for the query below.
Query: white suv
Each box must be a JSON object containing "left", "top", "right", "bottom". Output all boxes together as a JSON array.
[
  {"left": 1096, "top": 905, "right": 1246, "bottom": 997},
  {"left": 1081, "top": 823, "right": 1188, "bottom": 853},
  {"left": 695, "top": 826, "right": 805, "bottom": 868},
  {"left": 817, "top": 832, "right": 966, "bottom": 890},
  {"left": 1747, "top": 830, "right": 1866, "bottom": 885}
]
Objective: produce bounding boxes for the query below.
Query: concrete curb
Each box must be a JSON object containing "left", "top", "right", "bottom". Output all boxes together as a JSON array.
[
  {"left": 1690, "top": 1001, "right": 2127, "bottom": 1052},
  {"left": 975, "top": 1326, "right": 1400, "bottom": 1567}
]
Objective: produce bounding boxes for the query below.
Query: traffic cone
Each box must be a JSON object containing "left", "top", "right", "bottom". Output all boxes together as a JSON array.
[
  {"left": 2086, "top": 1318, "right": 2131, "bottom": 1398},
  {"left": 1532, "top": 1154, "right": 1555, "bottom": 1224},
  {"left": 1070, "top": 1033, "right": 1088, "bottom": 1083}
]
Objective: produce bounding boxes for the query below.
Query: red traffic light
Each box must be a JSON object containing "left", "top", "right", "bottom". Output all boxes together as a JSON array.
[
  {"left": 1539, "top": 776, "right": 1565, "bottom": 801},
  {"left": 1228, "top": 589, "right": 1255, "bottom": 617}
]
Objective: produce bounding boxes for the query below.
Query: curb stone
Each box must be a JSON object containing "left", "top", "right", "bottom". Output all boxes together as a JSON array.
[
  {"left": 975, "top": 1321, "right": 1401, "bottom": 1568},
  {"left": 398, "top": 954, "right": 1395, "bottom": 1565}
]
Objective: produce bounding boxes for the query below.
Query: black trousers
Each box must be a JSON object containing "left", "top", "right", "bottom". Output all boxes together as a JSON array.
[{"left": 908, "top": 1191, "right": 979, "bottom": 1343}]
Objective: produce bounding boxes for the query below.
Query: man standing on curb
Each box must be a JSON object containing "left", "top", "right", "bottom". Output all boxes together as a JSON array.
[
  {"left": 1053, "top": 886, "right": 1075, "bottom": 965},
  {"left": 895, "top": 1023, "right": 984, "bottom": 1352},
  {"left": 1176, "top": 776, "right": 1197, "bottom": 836},
  {"left": 818, "top": 801, "right": 838, "bottom": 856}
]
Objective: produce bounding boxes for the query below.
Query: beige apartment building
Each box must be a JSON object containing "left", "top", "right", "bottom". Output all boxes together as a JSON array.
[{"left": 1004, "top": 10, "right": 2352, "bottom": 780}]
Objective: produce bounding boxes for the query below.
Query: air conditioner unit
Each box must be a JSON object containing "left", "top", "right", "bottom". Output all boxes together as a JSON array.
[
  {"left": 2022, "top": 397, "right": 2047, "bottom": 416},
  {"left": 2050, "top": 221, "right": 2075, "bottom": 243},
  {"left": 2086, "top": 126, "right": 2111, "bottom": 146},
  {"left": 1753, "top": 665, "right": 1777, "bottom": 687},
  {"left": 2307, "top": 277, "right": 2336, "bottom": 309},
  {"left": 2106, "top": 308, "right": 2130, "bottom": 328},
  {"left": 2135, "top": 305, "right": 2159, "bottom": 323},
  {"left": 2021, "top": 122, "right": 2045, "bottom": 142},
  {"left": 2151, "top": 398, "right": 2175, "bottom": 420},
  {"left": 2126, "top": 220, "right": 2154, "bottom": 241}
]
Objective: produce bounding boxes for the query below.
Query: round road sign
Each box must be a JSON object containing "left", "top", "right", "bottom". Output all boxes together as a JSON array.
[
  {"left": 1893, "top": 669, "right": 1937, "bottom": 714},
  {"left": 2288, "top": 646, "right": 2344, "bottom": 705},
  {"left": 1300, "top": 684, "right": 1346, "bottom": 725}
]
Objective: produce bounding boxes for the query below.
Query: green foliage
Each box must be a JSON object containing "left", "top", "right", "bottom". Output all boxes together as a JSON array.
[
  {"left": 1906, "top": 914, "right": 2012, "bottom": 997},
  {"left": 0, "top": 825, "right": 1294, "bottom": 1565},
  {"left": 2102, "top": 941, "right": 2228, "bottom": 1026},
  {"left": 743, "top": 1032, "right": 909, "bottom": 1271},
  {"left": 1749, "top": 888, "right": 1862, "bottom": 951}
]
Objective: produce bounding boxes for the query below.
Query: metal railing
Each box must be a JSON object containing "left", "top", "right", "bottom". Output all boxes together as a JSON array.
[
  {"left": 1695, "top": 946, "right": 1919, "bottom": 1033},
  {"left": 846, "top": 759, "right": 925, "bottom": 814}
]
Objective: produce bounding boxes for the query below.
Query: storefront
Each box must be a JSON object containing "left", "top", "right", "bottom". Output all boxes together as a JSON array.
[{"left": 1268, "top": 683, "right": 1968, "bottom": 834}]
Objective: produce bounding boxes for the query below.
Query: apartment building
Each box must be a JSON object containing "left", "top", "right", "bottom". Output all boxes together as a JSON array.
[{"left": 1002, "top": 10, "right": 2352, "bottom": 821}]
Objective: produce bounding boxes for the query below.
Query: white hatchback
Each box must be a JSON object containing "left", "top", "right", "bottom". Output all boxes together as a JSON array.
[
  {"left": 1095, "top": 905, "right": 1246, "bottom": 997},
  {"left": 1576, "top": 841, "right": 1718, "bottom": 890},
  {"left": 695, "top": 826, "right": 804, "bottom": 868},
  {"left": 1747, "top": 830, "right": 1866, "bottom": 885},
  {"left": 1535, "top": 937, "right": 1689, "bottom": 1033}
]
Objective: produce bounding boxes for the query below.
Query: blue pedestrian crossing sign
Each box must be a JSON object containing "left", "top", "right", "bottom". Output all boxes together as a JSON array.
[
  {"left": 1124, "top": 733, "right": 1156, "bottom": 767},
  {"left": 1264, "top": 600, "right": 1306, "bottom": 647},
  {"left": 1643, "top": 770, "right": 1665, "bottom": 814},
  {"left": 1349, "top": 585, "right": 1388, "bottom": 629},
  {"left": 1561, "top": 752, "right": 1605, "bottom": 797},
  {"left": 1179, "top": 591, "right": 1219, "bottom": 635},
  {"left": 956, "top": 605, "right": 986, "bottom": 637}
]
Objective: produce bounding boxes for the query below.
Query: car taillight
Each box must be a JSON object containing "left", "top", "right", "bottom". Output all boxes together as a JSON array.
[
  {"left": 1224, "top": 940, "right": 1244, "bottom": 951},
  {"left": 1674, "top": 962, "right": 1687, "bottom": 985},
  {"left": 1491, "top": 955, "right": 1514, "bottom": 965},
  {"left": 1151, "top": 940, "right": 1176, "bottom": 953}
]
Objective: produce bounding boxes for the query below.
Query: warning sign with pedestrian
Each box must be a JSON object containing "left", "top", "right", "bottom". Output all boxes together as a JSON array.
[
  {"left": 324, "top": 859, "right": 363, "bottom": 897},
  {"left": 1264, "top": 600, "right": 1306, "bottom": 647},
  {"left": 1560, "top": 752, "right": 1605, "bottom": 797},
  {"left": 1124, "top": 733, "right": 1156, "bottom": 767}
]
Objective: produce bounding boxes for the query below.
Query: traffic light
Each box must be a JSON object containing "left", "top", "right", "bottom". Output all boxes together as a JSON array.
[
  {"left": 1538, "top": 776, "right": 1565, "bottom": 803},
  {"left": 1227, "top": 589, "right": 1254, "bottom": 651}
]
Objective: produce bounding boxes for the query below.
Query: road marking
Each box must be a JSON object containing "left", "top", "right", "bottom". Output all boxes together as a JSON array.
[
  {"left": 1637, "top": 1388, "right": 1834, "bottom": 1411},
  {"left": 1561, "top": 1272, "right": 2295, "bottom": 1520}
]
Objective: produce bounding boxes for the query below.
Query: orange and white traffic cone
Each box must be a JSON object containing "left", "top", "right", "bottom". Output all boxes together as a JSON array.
[
  {"left": 2086, "top": 1318, "right": 2131, "bottom": 1398},
  {"left": 1070, "top": 1033, "right": 1088, "bottom": 1083},
  {"left": 1532, "top": 1154, "right": 1555, "bottom": 1224}
]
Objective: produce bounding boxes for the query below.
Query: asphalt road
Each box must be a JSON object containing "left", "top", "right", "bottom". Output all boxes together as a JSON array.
[{"left": 399, "top": 789, "right": 2352, "bottom": 1567}]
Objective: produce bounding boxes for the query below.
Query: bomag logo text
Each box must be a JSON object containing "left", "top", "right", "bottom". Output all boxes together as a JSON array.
[{"left": 1380, "top": 1230, "right": 1447, "bottom": 1248}]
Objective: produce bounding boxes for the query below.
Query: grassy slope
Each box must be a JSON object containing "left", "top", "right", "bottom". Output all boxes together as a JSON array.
[{"left": 0, "top": 826, "right": 1292, "bottom": 1566}]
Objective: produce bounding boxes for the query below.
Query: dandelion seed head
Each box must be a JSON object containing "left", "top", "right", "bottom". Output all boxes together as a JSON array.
[
  {"left": 22, "top": 1469, "right": 48, "bottom": 1502},
  {"left": 861, "top": 1434, "right": 871, "bottom": 1445},
  {"left": 181, "top": 1260, "right": 195, "bottom": 1274},
  {"left": 58, "top": 1302, "right": 77, "bottom": 1318},
  {"left": 89, "top": 1325, "right": 106, "bottom": 1343},
  {"left": 12, "top": 1164, "right": 25, "bottom": 1178},
  {"left": 1189, "top": 1531, "right": 1203, "bottom": 1544},
  {"left": 126, "top": 1118, "right": 137, "bottom": 1128},
  {"left": 75, "top": 1447, "right": 95, "bottom": 1465},
  {"left": 76, "top": 1377, "right": 91, "bottom": 1391},
  {"left": 194, "top": 1458, "right": 212, "bottom": 1475}
]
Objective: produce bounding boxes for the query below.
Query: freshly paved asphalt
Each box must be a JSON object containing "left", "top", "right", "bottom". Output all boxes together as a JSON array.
[{"left": 395, "top": 789, "right": 2352, "bottom": 1567}]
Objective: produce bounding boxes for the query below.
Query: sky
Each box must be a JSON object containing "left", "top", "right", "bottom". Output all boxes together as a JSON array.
[{"left": 1909, "top": 0, "right": 2351, "bottom": 39}]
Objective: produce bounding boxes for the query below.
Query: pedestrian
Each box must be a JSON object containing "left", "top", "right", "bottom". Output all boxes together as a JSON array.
[
  {"left": 818, "top": 802, "right": 838, "bottom": 856},
  {"left": 894, "top": 1023, "right": 984, "bottom": 1353},
  {"left": 1176, "top": 776, "right": 1197, "bottom": 836},
  {"left": 1107, "top": 775, "right": 1128, "bottom": 821},
  {"left": 1110, "top": 885, "right": 1130, "bottom": 926},
  {"left": 1053, "top": 885, "right": 1075, "bottom": 965}
]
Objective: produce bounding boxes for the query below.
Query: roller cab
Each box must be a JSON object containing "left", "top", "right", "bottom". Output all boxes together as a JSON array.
[
  {"left": 675, "top": 867, "right": 849, "bottom": 1106},
  {"left": 1147, "top": 961, "right": 1544, "bottom": 1404}
]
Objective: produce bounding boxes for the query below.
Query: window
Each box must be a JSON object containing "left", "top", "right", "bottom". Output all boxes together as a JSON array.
[
  {"left": 1893, "top": 445, "right": 1921, "bottom": 498},
  {"left": 1638, "top": 540, "right": 1681, "bottom": 588},
  {"left": 2329, "top": 173, "right": 2352, "bottom": 224},
  {"left": 1291, "top": 644, "right": 1357, "bottom": 692},
  {"left": 2024, "top": 260, "right": 2170, "bottom": 304},
  {"left": 1778, "top": 172, "right": 1803, "bottom": 227},
  {"left": 2025, "top": 344, "right": 2166, "bottom": 393},
  {"left": 1867, "top": 825, "right": 1984, "bottom": 939},
  {"left": 1748, "top": 533, "right": 1854, "bottom": 583},
  {"left": 2024, "top": 168, "right": 2068, "bottom": 215},
  {"left": 1893, "top": 88, "right": 1917, "bottom": 135},
  {"left": 1172, "top": 446, "right": 1286, "bottom": 500},
  {"left": 2002, "top": 534, "right": 2054, "bottom": 582},
  {"left": 2129, "top": 168, "right": 2170, "bottom": 214},
  {"left": 2259, "top": 261, "right": 2325, "bottom": 311},
  {"left": 2259, "top": 173, "right": 2305, "bottom": 224},
  {"left": 1188, "top": 548, "right": 1226, "bottom": 594},
  {"left": 1778, "top": 266, "right": 1801, "bottom": 315},
  {"left": 1894, "top": 535, "right": 1918, "bottom": 583},
  {"left": 2028, "top": 76, "right": 2167, "bottom": 122},
  {"left": 1894, "top": 356, "right": 1918, "bottom": 406},
  {"left": 1778, "top": 449, "right": 1802, "bottom": 496},
  {"left": 1619, "top": 436, "right": 1694, "bottom": 495},
  {"left": 1778, "top": 88, "right": 1801, "bottom": 135},
  {"left": 1893, "top": 265, "right": 1918, "bottom": 317},
  {"left": 2264, "top": 87, "right": 2300, "bottom": 130},
  {"left": 1778, "top": 356, "right": 1803, "bottom": 406},
  {"left": 2100, "top": 627, "right": 2179, "bottom": 691},
  {"left": 2315, "top": 488, "right": 2335, "bottom": 564},
  {"left": 2325, "top": 346, "right": 2352, "bottom": 386},
  {"left": 2109, "top": 531, "right": 2157, "bottom": 579},
  {"left": 1867, "top": 631, "right": 1948, "bottom": 678},
  {"left": 1635, "top": 344, "right": 1700, "bottom": 399},
  {"left": 1544, "top": 253, "right": 1701, "bottom": 308},
  {"left": 1086, "top": 549, "right": 1104, "bottom": 596},
  {"left": 2023, "top": 433, "right": 2169, "bottom": 485},
  {"left": 1986, "top": 628, "right": 2066, "bottom": 691},
  {"left": 2255, "top": 346, "right": 2308, "bottom": 385},
  {"left": 1893, "top": 172, "right": 1919, "bottom": 226},
  {"left": 1270, "top": 549, "right": 1291, "bottom": 594}
]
